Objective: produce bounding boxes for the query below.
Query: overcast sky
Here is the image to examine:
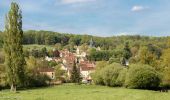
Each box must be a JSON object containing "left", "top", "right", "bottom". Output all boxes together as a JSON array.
[{"left": 0, "top": 0, "right": 170, "bottom": 36}]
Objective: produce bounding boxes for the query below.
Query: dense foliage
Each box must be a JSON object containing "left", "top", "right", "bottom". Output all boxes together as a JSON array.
[
  {"left": 87, "top": 48, "right": 114, "bottom": 61},
  {"left": 0, "top": 31, "right": 3, "bottom": 48},
  {"left": 92, "top": 63, "right": 125, "bottom": 87},
  {"left": 25, "top": 56, "right": 51, "bottom": 87},
  {"left": 125, "top": 64, "right": 161, "bottom": 89},
  {"left": 0, "top": 30, "right": 169, "bottom": 51},
  {"left": 0, "top": 64, "right": 7, "bottom": 90},
  {"left": 92, "top": 62, "right": 161, "bottom": 90},
  {"left": 161, "top": 48, "right": 170, "bottom": 87}
]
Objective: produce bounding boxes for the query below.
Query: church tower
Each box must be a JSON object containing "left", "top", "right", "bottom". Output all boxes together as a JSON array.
[{"left": 89, "top": 38, "right": 94, "bottom": 48}]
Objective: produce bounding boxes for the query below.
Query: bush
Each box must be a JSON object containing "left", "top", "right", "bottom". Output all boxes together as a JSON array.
[
  {"left": 91, "top": 71, "right": 104, "bottom": 85},
  {"left": 116, "top": 68, "right": 127, "bottom": 86},
  {"left": 161, "top": 67, "right": 170, "bottom": 88},
  {"left": 92, "top": 63, "right": 124, "bottom": 87},
  {"left": 25, "top": 73, "right": 51, "bottom": 87},
  {"left": 102, "top": 63, "right": 124, "bottom": 86},
  {"left": 91, "top": 61, "right": 108, "bottom": 85},
  {"left": 125, "top": 64, "right": 161, "bottom": 89}
]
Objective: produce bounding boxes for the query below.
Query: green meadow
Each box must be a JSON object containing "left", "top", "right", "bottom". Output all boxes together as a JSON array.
[
  {"left": 0, "top": 84, "right": 169, "bottom": 100},
  {"left": 23, "top": 44, "right": 54, "bottom": 51}
]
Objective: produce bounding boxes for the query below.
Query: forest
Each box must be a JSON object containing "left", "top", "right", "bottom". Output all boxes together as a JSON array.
[{"left": 1, "top": 30, "right": 169, "bottom": 49}]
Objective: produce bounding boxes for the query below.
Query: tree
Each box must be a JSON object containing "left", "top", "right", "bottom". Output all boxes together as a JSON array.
[
  {"left": 125, "top": 64, "right": 161, "bottom": 89},
  {"left": 0, "top": 32, "right": 4, "bottom": 48},
  {"left": 0, "top": 64, "right": 7, "bottom": 89},
  {"left": 161, "top": 48, "right": 170, "bottom": 86},
  {"left": 4, "top": 2, "right": 26, "bottom": 92},
  {"left": 45, "top": 33, "right": 55, "bottom": 45},
  {"left": 101, "top": 63, "right": 124, "bottom": 86},
  {"left": 122, "top": 42, "right": 132, "bottom": 60},
  {"left": 55, "top": 65, "right": 65, "bottom": 82},
  {"left": 88, "top": 49, "right": 113, "bottom": 61},
  {"left": 70, "top": 61, "right": 81, "bottom": 84},
  {"left": 0, "top": 52, "right": 5, "bottom": 63},
  {"left": 122, "top": 42, "right": 132, "bottom": 66},
  {"left": 139, "top": 46, "right": 159, "bottom": 69},
  {"left": 25, "top": 57, "right": 51, "bottom": 87},
  {"left": 95, "top": 61, "right": 108, "bottom": 71},
  {"left": 41, "top": 47, "right": 47, "bottom": 58},
  {"left": 31, "top": 49, "right": 39, "bottom": 58},
  {"left": 53, "top": 49, "right": 60, "bottom": 57},
  {"left": 92, "top": 63, "right": 125, "bottom": 87}
]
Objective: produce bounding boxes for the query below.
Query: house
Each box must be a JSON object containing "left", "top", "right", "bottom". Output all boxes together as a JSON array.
[
  {"left": 59, "top": 49, "right": 96, "bottom": 81},
  {"left": 79, "top": 61, "right": 95, "bottom": 81},
  {"left": 60, "top": 50, "right": 76, "bottom": 78},
  {"left": 44, "top": 48, "right": 97, "bottom": 81},
  {"left": 45, "top": 56, "right": 53, "bottom": 61},
  {"left": 53, "top": 57, "right": 62, "bottom": 63},
  {"left": 75, "top": 47, "right": 87, "bottom": 62},
  {"left": 38, "top": 67, "right": 55, "bottom": 80},
  {"left": 59, "top": 49, "right": 70, "bottom": 58}
]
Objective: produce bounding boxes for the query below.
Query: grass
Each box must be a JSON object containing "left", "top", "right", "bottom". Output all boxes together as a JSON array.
[
  {"left": 23, "top": 44, "right": 54, "bottom": 51},
  {"left": 0, "top": 84, "right": 170, "bottom": 100}
]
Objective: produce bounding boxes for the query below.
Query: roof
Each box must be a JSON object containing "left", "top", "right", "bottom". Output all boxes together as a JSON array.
[
  {"left": 79, "top": 61, "right": 95, "bottom": 71},
  {"left": 81, "top": 66, "right": 95, "bottom": 71},
  {"left": 38, "top": 67, "right": 55, "bottom": 72}
]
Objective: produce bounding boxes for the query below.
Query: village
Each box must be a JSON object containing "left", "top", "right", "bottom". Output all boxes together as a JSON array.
[
  {"left": 41, "top": 40, "right": 98, "bottom": 83},
  {"left": 0, "top": 1, "right": 170, "bottom": 100}
]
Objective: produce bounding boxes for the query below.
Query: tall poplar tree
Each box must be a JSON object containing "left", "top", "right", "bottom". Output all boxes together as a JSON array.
[{"left": 4, "top": 2, "right": 25, "bottom": 92}]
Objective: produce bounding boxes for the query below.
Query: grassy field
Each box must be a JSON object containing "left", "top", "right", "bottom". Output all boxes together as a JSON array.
[
  {"left": 0, "top": 84, "right": 169, "bottom": 100},
  {"left": 23, "top": 44, "right": 54, "bottom": 51}
]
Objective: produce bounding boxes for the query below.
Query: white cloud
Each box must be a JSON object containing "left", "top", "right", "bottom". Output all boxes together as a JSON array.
[
  {"left": 114, "top": 32, "right": 138, "bottom": 36},
  {"left": 131, "top": 5, "right": 147, "bottom": 12},
  {"left": 61, "top": 0, "right": 96, "bottom": 4}
]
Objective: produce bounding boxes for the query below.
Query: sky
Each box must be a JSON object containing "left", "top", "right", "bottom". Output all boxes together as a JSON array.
[{"left": 0, "top": 0, "right": 170, "bottom": 37}]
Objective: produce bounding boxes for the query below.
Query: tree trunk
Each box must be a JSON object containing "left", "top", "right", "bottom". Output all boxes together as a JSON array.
[{"left": 10, "top": 83, "right": 16, "bottom": 92}]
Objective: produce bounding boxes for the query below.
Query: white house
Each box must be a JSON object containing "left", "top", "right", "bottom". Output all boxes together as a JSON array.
[
  {"left": 79, "top": 61, "right": 95, "bottom": 81},
  {"left": 45, "top": 56, "right": 53, "bottom": 61}
]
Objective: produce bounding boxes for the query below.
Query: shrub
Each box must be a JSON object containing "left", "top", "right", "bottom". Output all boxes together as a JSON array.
[
  {"left": 91, "top": 61, "right": 108, "bottom": 85},
  {"left": 116, "top": 68, "right": 127, "bottom": 86},
  {"left": 91, "top": 71, "right": 104, "bottom": 85},
  {"left": 101, "top": 63, "right": 124, "bottom": 87},
  {"left": 125, "top": 64, "right": 161, "bottom": 89},
  {"left": 161, "top": 67, "right": 170, "bottom": 88},
  {"left": 92, "top": 63, "right": 127, "bottom": 87},
  {"left": 25, "top": 73, "right": 51, "bottom": 87}
]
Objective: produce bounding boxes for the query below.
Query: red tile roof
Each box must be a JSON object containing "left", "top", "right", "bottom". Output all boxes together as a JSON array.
[
  {"left": 79, "top": 61, "right": 95, "bottom": 71},
  {"left": 81, "top": 66, "right": 95, "bottom": 71},
  {"left": 38, "top": 67, "right": 55, "bottom": 72}
]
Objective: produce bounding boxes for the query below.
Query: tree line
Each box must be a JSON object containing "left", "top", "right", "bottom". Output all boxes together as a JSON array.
[{"left": 0, "top": 30, "right": 169, "bottom": 50}]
